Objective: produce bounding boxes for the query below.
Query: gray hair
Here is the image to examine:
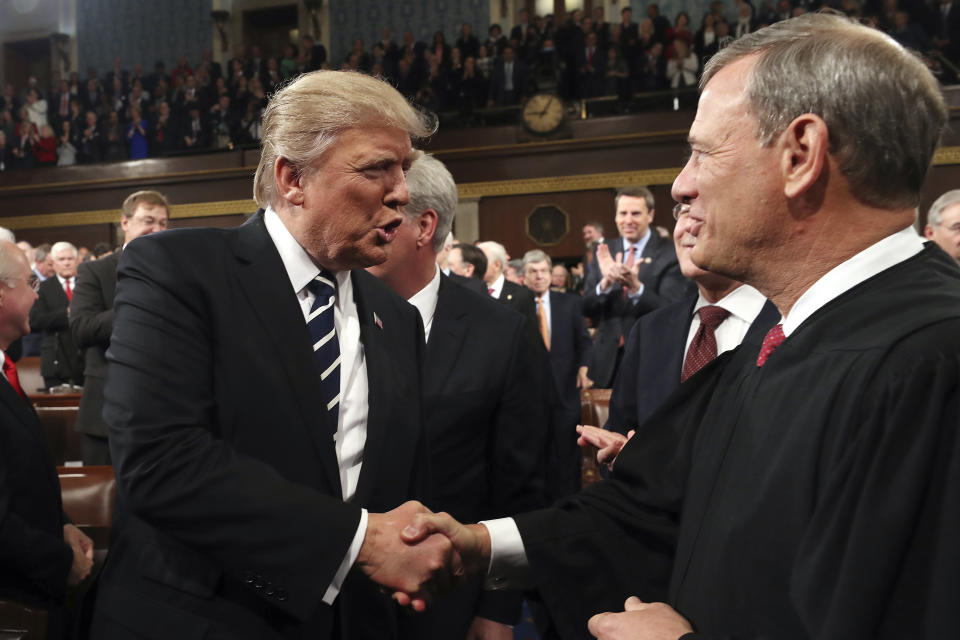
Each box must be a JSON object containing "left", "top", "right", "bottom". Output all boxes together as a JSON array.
[
  {"left": 34, "top": 243, "right": 51, "bottom": 262},
  {"left": 403, "top": 151, "right": 458, "bottom": 253},
  {"left": 253, "top": 70, "right": 438, "bottom": 208},
  {"left": 50, "top": 241, "right": 78, "bottom": 257},
  {"left": 0, "top": 241, "right": 26, "bottom": 285},
  {"left": 703, "top": 12, "right": 947, "bottom": 210},
  {"left": 522, "top": 249, "right": 552, "bottom": 271},
  {"left": 0, "top": 227, "right": 15, "bottom": 243},
  {"left": 928, "top": 190, "right": 960, "bottom": 227},
  {"left": 476, "top": 241, "right": 508, "bottom": 271},
  {"left": 615, "top": 186, "right": 655, "bottom": 211}
]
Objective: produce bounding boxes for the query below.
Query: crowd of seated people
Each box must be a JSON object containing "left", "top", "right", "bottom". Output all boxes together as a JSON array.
[{"left": 0, "top": 0, "right": 956, "bottom": 173}]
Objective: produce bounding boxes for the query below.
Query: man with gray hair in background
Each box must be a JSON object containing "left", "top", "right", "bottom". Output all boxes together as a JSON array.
[
  {"left": 924, "top": 189, "right": 960, "bottom": 264},
  {"left": 29, "top": 241, "right": 83, "bottom": 389},
  {"left": 402, "top": 13, "right": 960, "bottom": 638},
  {"left": 91, "top": 71, "right": 459, "bottom": 639},
  {"left": 368, "top": 151, "right": 548, "bottom": 640}
]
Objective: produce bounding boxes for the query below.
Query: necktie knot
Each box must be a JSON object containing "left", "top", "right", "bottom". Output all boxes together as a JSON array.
[
  {"left": 756, "top": 323, "right": 785, "bottom": 367},
  {"left": 698, "top": 305, "right": 730, "bottom": 330}
]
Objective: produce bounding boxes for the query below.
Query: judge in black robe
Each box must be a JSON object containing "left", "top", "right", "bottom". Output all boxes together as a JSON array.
[{"left": 507, "top": 243, "right": 960, "bottom": 638}]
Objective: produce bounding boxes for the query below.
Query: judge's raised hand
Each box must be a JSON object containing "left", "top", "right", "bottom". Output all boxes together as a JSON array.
[
  {"left": 587, "top": 597, "right": 693, "bottom": 640},
  {"left": 576, "top": 426, "right": 635, "bottom": 469},
  {"left": 357, "top": 501, "right": 464, "bottom": 612}
]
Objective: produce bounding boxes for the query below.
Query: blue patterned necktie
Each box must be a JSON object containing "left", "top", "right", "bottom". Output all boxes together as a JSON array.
[{"left": 307, "top": 271, "right": 340, "bottom": 434}]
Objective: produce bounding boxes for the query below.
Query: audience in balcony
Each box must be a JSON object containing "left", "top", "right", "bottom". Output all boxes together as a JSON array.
[{"left": 0, "top": 0, "right": 955, "bottom": 173}]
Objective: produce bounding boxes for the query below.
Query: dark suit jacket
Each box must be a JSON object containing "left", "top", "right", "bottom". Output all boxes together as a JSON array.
[
  {"left": 547, "top": 290, "right": 593, "bottom": 421},
  {"left": 410, "top": 275, "right": 547, "bottom": 634},
  {"left": 0, "top": 368, "right": 73, "bottom": 608},
  {"left": 70, "top": 250, "right": 119, "bottom": 437},
  {"left": 607, "top": 295, "right": 780, "bottom": 434},
  {"left": 29, "top": 277, "right": 83, "bottom": 385},
  {"left": 92, "top": 212, "right": 427, "bottom": 639},
  {"left": 495, "top": 279, "right": 537, "bottom": 330},
  {"left": 583, "top": 235, "right": 694, "bottom": 388},
  {"left": 488, "top": 59, "right": 528, "bottom": 105}
]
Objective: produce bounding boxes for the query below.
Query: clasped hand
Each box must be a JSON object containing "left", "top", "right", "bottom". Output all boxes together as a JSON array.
[
  {"left": 597, "top": 244, "right": 641, "bottom": 294},
  {"left": 357, "top": 501, "right": 488, "bottom": 611}
]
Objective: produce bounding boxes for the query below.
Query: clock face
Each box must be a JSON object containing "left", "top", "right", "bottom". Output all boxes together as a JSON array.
[{"left": 523, "top": 94, "right": 564, "bottom": 134}]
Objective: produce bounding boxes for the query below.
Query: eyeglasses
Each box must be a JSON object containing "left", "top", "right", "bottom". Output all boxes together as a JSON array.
[
  {"left": 4, "top": 275, "right": 39, "bottom": 292},
  {"left": 672, "top": 202, "right": 691, "bottom": 220}
]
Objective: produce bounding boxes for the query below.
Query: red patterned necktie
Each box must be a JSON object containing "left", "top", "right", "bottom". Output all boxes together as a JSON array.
[
  {"left": 681, "top": 305, "right": 730, "bottom": 382},
  {"left": 2, "top": 355, "right": 28, "bottom": 401},
  {"left": 488, "top": 287, "right": 495, "bottom": 296},
  {"left": 65, "top": 279, "right": 72, "bottom": 301},
  {"left": 756, "top": 323, "right": 785, "bottom": 367}
]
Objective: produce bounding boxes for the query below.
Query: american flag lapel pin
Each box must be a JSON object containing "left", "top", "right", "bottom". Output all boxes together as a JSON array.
[{"left": 373, "top": 312, "right": 383, "bottom": 329}]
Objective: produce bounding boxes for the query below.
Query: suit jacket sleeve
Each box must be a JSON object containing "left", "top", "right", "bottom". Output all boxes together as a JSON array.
[
  {"left": 0, "top": 445, "right": 73, "bottom": 604},
  {"left": 573, "top": 297, "right": 593, "bottom": 368},
  {"left": 29, "top": 283, "right": 68, "bottom": 333},
  {"left": 104, "top": 236, "right": 362, "bottom": 622},
  {"left": 70, "top": 260, "right": 114, "bottom": 350}
]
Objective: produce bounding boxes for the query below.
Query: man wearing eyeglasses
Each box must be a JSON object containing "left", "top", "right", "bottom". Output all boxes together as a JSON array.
[
  {"left": 69, "top": 190, "right": 169, "bottom": 465},
  {"left": 0, "top": 240, "right": 94, "bottom": 637},
  {"left": 923, "top": 189, "right": 960, "bottom": 265}
]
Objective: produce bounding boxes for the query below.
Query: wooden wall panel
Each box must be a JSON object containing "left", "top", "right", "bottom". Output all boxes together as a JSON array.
[{"left": 477, "top": 184, "right": 677, "bottom": 261}]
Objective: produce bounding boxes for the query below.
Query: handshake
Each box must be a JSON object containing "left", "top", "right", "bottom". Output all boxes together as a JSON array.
[{"left": 355, "top": 501, "right": 489, "bottom": 611}]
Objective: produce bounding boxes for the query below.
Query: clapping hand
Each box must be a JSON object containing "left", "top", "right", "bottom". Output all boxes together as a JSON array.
[{"left": 576, "top": 425, "right": 635, "bottom": 470}]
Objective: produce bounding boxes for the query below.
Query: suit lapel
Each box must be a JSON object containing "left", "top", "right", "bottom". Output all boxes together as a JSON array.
[
  {"left": 0, "top": 377, "right": 41, "bottom": 438},
  {"left": 424, "top": 277, "right": 470, "bottom": 386},
  {"left": 232, "top": 213, "right": 342, "bottom": 494},
  {"left": 350, "top": 271, "right": 397, "bottom": 505}
]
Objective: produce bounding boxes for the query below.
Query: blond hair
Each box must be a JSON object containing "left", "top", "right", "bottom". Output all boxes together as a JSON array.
[{"left": 253, "top": 71, "right": 437, "bottom": 208}]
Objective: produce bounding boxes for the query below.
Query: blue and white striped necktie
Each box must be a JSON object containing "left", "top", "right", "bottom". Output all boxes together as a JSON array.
[{"left": 307, "top": 271, "right": 340, "bottom": 434}]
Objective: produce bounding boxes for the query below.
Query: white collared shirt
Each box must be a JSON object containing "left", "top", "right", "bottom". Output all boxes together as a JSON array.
[
  {"left": 482, "top": 224, "right": 925, "bottom": 588},
  {"left": 264, "top": 206, "right": 369, "bottom": 603},
  {"left": 57, "top": 274, "right": 75, "bottom": 293},
  {"left": 408, "top": 266, "right": 442, "bottom": 341},
  {"left": 488, "top": 273, "right": 506, "bottom": 299},
  {"left": 684, "top": 285, "right": 768, "bottom": 365}
]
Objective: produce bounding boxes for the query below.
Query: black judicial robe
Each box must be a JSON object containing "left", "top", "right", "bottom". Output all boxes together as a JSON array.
[{"left": 514, "top": 244, "right": 960, "bottom": 639}]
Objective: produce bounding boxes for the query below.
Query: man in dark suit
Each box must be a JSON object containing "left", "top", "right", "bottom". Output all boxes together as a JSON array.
[
  {"left": 89, "top": 71, "right": 457, "bottom": 640},
  {"left": 487, "top": 46, "right": 528, "bottom": 106},
  {"left": 29, "top": 241, "right": 84, "bottom": 390},
  {"left": 577, "top": 203, "right": 778, "bottom": 462},
  {"left": 0, "top": 240, "right": 93, "bottom": 638},
  {"left": 368, "top": 152, "right": 547, "bottom": 640},
  {"left": 476, "top": 240, "right": 537, "bottom": 330},
  {"left": 70, "top": 190, "right": 169, "bottom": 466},
  {"left": 522, "top": 249, "right": 594, "bottom": 497},
  {"left": 583, "top": 186, "right": 694, "bottom": 388}
]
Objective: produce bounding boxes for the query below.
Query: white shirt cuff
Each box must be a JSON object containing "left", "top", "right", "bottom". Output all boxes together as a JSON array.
[
  {"left": 627, "top": 283, "right": 645, "bottom": 300},
  {"left": 596, "top": 282, "right": 616, "bottom": 296},
  {"left": 322, "top": 508, "right": 368, "bottom": 604},
  {"left": 479, "top": 518, "right": 532, "bottom": 590}
]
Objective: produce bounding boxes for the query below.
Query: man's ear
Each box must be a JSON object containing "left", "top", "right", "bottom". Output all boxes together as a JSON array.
[
  {"left": 463, "top": 263, "right": 475, "bottom": 278},
  {"left": 418, "top": 210, "right": 439, "bottom": 248},
  {"left": 924, "top": 224, "right": 935, "bottom": 240},
  {"left": 274, "top": 157, "right": 304, "bottom": 207},
  {"left": 780, "top": 114, "right": 829, "bottom": 200}
]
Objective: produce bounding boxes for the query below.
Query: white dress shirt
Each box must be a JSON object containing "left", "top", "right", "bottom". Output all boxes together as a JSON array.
[
  {"left": 57, "top": 274, "right": 75, "bottom": 293},
  {"left": 488, "top": 273, "right": 505, "bottom": 299},
  {"left": 683, "top": 284, "right": 768, "bottom": 363},
  {"left": 482, "top": 224, "right": 925, "bottom": 588},
  {"left": 408, "top": 266, "right": 442, "bottom": 341},
  {"left": 264, "top": 207, "right": 369, "bottom": 603}
]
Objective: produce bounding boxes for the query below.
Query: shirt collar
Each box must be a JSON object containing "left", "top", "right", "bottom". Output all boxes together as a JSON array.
[
  {"left": 408, "top": 266, "right": 442, "bottom": 339},
  {"left": 781, "top": 225, "right": 923, "bottom": 337},
  {"left": 263, "top": 206, "right": 352, "bottom": 296},
  {"left": 490, "top": 273, "right": 505, "bottom": 297},
  {"left": 692, "top": 284, "right": 767, "bottom": 324},
  {"left": 623, "top": 228, "right": 652, "bottom": 256}
]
